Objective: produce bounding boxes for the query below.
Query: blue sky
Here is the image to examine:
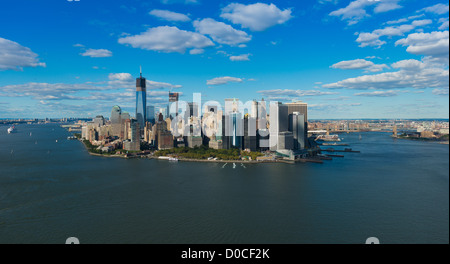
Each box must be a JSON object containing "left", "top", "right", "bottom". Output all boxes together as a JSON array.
[{"left": 0, "top": 0, "right": 448, "bottom": 119}]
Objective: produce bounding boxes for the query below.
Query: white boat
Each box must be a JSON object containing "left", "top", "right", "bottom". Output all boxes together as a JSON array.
[
  {"left": 168, "top": 157, "right": 178, "bottom": 162},
  {"left": 7, "top": 126, "right": 16, "bottom": 134}
]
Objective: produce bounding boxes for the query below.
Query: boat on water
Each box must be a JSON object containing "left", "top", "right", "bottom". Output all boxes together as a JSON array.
[
  {"left": 7, "top": 126, "right": 17, "bottom": 134},
  {"left": 315, "top": 134, "right": 341, "bottom": 142},
  {"left": 168, "top": 157, "right": 178, "bottom": 162}
]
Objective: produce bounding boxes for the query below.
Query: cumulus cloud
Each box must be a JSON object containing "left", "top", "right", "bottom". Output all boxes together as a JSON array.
[
  {"left": 329, "top": 0, "right": 402, "bottom": 25},
  {"left": 149, "top": 9, "right": 190, "bottom": 22},
  {"left": 207, "top": 76, "right": 243, "bottom": 85},
  {"left": 395, "top": 31, "right": 449, "bottom": 58},
  {"left": 374, "top": 0, "right": 403, "bottom": 13},
  {"left": 384, "top": 15, "right": 425, "bottom": 25},
  {"left": 108, "top": 72, "right": 182, "bottom": 89},
  {"left": 0, "top": 82, "right": 110, "bottom": 101},
  {"left": 193, "top": 18, "right": 251, "bottom": 46},
  {"left": 81, "top": 48, "right": 113, "bottom": 58},
  {"left": 0, "top": 73, "right": 183, "bottom": 105},
  {"left": 432, "top": 88, "right": 449, "bottom": 96},
  {"left": 189, "top": 48, "right": 204, "bottom": 55},
  {"left": 331, "top": 59, "right": 389, "bottom": 72},
  {"left": 418, "top": 3, "right": 449, "bottom": 15},
  {"left": 0, "top": 37, "right": 46, "bottom": 71},
  {"left": 323, "top": 58, "right": 449, "bottom": 90},
  {"left": 118, "top": 26, "right": 214, "bottom": 53},
  {"left": 356, "top": 19, "right": 433, "bottom": 47},
  {"left": 354, "top": 90, "right": 399, "bottom": 97},
  {"left": 229, "top": 54, "right": 251, "bottom": 61},
  {"left": 220, "top": 3, "right": 292, "bottom": 31},
  {"left": 438, "top": 18, "right": 449, "bottom": 30},
  {"left": 258, "top": 89, "right": 339, "bottom": 99}
]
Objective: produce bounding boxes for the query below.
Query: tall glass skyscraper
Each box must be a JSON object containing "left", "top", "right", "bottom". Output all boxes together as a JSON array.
[{"left": 136, "top": 67, "right": 146, "bottom": 130}]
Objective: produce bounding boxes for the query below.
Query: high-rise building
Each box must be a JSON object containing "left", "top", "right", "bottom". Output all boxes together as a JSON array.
[
  {"left": 258, "top": 99, "right": 267, "bottom": 130},
  {"left": 93, "top": 115, "right": 105, "bottom": 127},
  {"left": 278, "top": 131, "right": 294, "bottom": 150},
  {"left": 289, "top": 112, "right": 305, "bottom": 150},
  {"left": 111, "top": 105, "right": 122, "bottom": 138},
  {"left": 243, "top": 115, "right": 257, "bottom": 151},
  {"left": 269, "top": 102, "right": 288, "bottom": 151},
  {"left": 286, "top": 101, "right": 308, "bottom": 121},
  {"left": 123, "top": 119, "right": 140, "bottom": 151},
  {"left": 251, "top": 100, "right": 258, "bottom": 119},
  {"left": 136, "top": 67, "right": 147, "bottom": 131},
  {"left": 146, "top": 106, "right": 155, "bottom": 123},
  {"left": 186, "top": 102, "right": 199, "bottom": 118},
  {"left": 169, "top": 92, "right": 179, "bottom": 119}
]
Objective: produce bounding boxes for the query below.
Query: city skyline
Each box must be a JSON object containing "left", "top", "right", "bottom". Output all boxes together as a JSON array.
[{"left": 0, "top": 0, "right": 449, "bottom": 119}]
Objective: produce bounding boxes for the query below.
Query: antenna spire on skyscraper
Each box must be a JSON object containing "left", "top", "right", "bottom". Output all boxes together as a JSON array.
[{"left": 140, "top": 65, "right": 142, "bottom": 78}]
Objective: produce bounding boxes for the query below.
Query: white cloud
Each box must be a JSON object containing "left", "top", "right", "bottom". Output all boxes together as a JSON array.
[
  {"left": 331, "top": 59, "right": 389, "bottom": 72},
  {"left": 354, "top": 90, "right": 399, "bottom": 97},
  {"left": 189, "top": 48, "right": 204, "bottom": 55},
  {"left": 419, "top": 3, "right": 449, "bottom": 15},
  {"left": 323, "top": 58, "right": 449, "bottom": 90},
  {"left": 374, "top": 0, "right": 402, "bottom": 13},
  {"left": 330, "top": 0, "right": 402, "bottom": 25},
  {"left": 220, "top": 3, "right": 292, "bottom": 31},
  {"left": 207, "top": 76, "right": 243, "bottom": 85},
  {"left": 356, "top": 19, "right": 433, "bottom": 47},
  {"left": 193, "top": 18, "right": 251, "bottom": 46},
  {"left": 258, "top": 89, "right": 339, "bottom": 99},
  {"left": 149, "top": 9, "right": 190, "bottom": 22},
  {"left": 118, "top": 26, "right": 214, "bottom": 53},
  {"left": 229, "top": 54, "right": 251, "bottom": 61},
  {"left": 432, "top": 88, "right": 449, "bottom": 96},
  {"left": 0, "top": 37, "right": 46, "bottom": 71},
  {"left": 438, "top": 18, "right": 449, "bottom": 30},
  {"left": 0, "top": 82, "right": 110, "bottom": 100},
  {"left": 147, "top": 80, "right": 182, "bottom": 89},
  {"left": 108, "top": 72, "right": 182, "bottom": 89},
  {"left": 395, "top": 31, "right": 449, "bottom": 58},
  {"left": 81, "top": 48, "right": 113, "bottom": 58},
  {"left": 385, "top": 15, "right": 425, "bottom": 25}
]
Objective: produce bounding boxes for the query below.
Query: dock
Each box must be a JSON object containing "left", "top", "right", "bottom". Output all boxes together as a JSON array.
[
  {"left": 326, "top": 154, "right": 344, "bottom": 158},
  {"left": 320, "top": 148, "right": 361, "bottom": 153}
]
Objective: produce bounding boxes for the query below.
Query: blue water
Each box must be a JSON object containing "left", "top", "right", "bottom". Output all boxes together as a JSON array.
[{"left": 0, "top": 124, "right": 448, "bottom": 243}]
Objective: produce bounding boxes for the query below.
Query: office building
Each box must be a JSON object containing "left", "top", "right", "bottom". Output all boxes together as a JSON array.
[
  {"left": 146, "top": 106, "right": 155, "bottom": 123},
  {"left": 278, "top": 131, "right": 294, "bottom": 150},
  {"left": 286, "top": 101, "right": 308, "bottom": 121},
  {"left": 123, "top": 119, "right": 140, "bottom": 151},
  {"left": 243, "top": 115, "right": 257, "bottom": 151},
  {"left": 286, "top": 101, "right": 308, "bottom": 148},
  {"left": 269, "top": 102, "right": 288, "bottom": 151},
  {"left": 169, "top": 92, "right": 179, "bottom": 119},
  {"left": 111, "top": 106, "right": 122, "bottom": 138},
  {"left": 93, "top": 115, "right": 105, "bottom": 127},
  {"left": 289, "top": 112, "right": 306, "bottom": 150},
  {"left": 136, "top": 67, "right": 147, "bottom": 130}
]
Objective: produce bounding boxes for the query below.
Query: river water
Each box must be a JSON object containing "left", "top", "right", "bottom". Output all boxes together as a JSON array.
[{"left": 0, "top": 124, "right": 448, "bottom": 243}]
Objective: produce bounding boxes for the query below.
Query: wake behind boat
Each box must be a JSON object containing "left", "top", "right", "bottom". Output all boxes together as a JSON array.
[{"left": 7, "top": 126, "right": 17, "bottom": 134}]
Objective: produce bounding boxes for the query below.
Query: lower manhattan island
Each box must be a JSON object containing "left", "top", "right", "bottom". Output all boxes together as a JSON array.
[{"left": 0, "top": 0, "right": 448, "bottom": 246}]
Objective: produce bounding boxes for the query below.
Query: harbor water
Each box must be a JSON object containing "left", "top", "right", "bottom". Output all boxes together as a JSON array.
[{"left": 0, "top": 124, "right": 448, "bottom": 243}]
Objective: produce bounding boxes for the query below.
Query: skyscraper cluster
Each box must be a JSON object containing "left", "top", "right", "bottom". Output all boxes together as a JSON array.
[{"left": 81, "top": 69, "right": 309, "bottom": 155}]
